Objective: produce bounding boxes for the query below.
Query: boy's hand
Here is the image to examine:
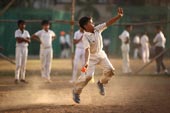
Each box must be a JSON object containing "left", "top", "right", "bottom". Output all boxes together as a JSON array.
[
  {"left": 117, "top": 7, "right": 123, "bottom": 17},
  {"left": 84, "top": 61, "right": 89, "bottom": 68},
  {"left": 106, "top": 7, "right": 123, "bottom": 27}
]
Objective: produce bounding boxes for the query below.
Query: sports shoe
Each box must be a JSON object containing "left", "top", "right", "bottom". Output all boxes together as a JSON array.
[
  {"left": 47, "top": 79, "right": 52, "bottom": 83},
  {"left": 72, "top": 89, "right": 80, "bottom": 104},
  {"left": 97, "top": 81, "right": 105, "bottom": 96},
  {"left": 69, "top": 80, "right": 75, "bottom": 83},
  {"left": 14, "top": 79, "right": 19, "bottom": 84},
  {"left": 20, "top": 79, "right": 28, "bottom": 84},
  {"left": 164, "top": 69, "right": 169, "bottom": 74}
]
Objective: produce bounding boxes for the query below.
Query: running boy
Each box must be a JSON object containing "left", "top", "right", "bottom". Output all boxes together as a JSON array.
[
  {"left": 72, "top": 8, "right": 123, "bottom": 103},
  {"left": 15, "top": 20, "right": 30, "bottom": 84},
  {"left": 32, "top": 20, "right": 56, "bottom": 82}
]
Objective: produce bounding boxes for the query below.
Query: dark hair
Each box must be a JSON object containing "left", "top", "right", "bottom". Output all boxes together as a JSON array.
[
  {"left": 125, "top": 25, "right": 132, "bottom": 29},
  {"left": 41, "top": 20, "right": 50, "bottom": 25},
  {"left": 79, "top": 16, "right": 91, "bottom": 30},
  {"left": 17, "top": 20, "right": 25, "bottom": 26},
  {"left": 156, "top": 26, "right": 162, "bottom": 30}
]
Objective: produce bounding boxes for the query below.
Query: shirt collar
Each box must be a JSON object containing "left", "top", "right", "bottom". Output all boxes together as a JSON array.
[
  {"left": 84, "top": 30, "right": 96, "bottom": 36},
  {"left": 18, "top": 29, "right": 25, "bottom": 33},
  {"left": 43, "top": 29, "right": 49, "bottom": 32}
]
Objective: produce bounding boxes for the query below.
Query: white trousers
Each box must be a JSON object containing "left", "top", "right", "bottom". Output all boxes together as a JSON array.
[
  {"left": 74, "top": 51, "right": 115, "bottom": 94},
  {"left": 121, "top": 44, "right": 131, "bottom": 73},
  {"left": 15, "top": 46, "right": 28, "bottom": 80},
  {"left": 40, "top": 48, "right": 53, "bottom": 79},
  {"left": 72, "top": 48, "right": 85, "bottom": 81},
  {"left": 133, "top": 48, "right": 139, "bottom": 59},
  {"left": 142, "top": 46, "right": 150, "bottom": 63}
]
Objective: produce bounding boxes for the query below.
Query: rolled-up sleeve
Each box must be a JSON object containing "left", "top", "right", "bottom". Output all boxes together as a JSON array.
[
  {"left": 35, "top": 31, "right": 41, "bottom": 37},
  {"left": 26, "top": 31, "right": 30, "bottom": 38},
  {"left": 15, "top": 30, "right": 20, "bottom": 38},
  {"left": 95, "top": 23, "right": 107, "bottom": 32}
]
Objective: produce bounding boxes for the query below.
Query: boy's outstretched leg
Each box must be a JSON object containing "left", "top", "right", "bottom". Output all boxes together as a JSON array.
[{"left": 72, "top": 75, "right": 92, "bottom": 103}]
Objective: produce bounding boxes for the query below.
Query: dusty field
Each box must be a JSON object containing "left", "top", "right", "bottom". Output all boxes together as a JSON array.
[{"left": 0, "top": 58, "right": 170, "bottom": 113}]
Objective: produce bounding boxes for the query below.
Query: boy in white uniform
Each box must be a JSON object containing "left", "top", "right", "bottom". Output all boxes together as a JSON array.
[
  {"left": 59, "top": 31, "right": 66, "bottom": 58},
  {"left": 141, "top": 32, "right": 150, "bottom": 63},
  {"left": 153, "top": 26, "right": 168, "bottom": 74},
  {"left": 72, "top": 8, "right": 123, "bottom": 103},
  {"left": 15, "top": 20, "right": 30, "bottom": 84},
  {"left": 32, "top": 20, "right": 56, "bottom": 82},
  {"left": 119, "top": 25, "right": 132, "bottom": 74},
  {"left": 71, "top": 27, "right": 85, "bottom": 82},
  {"left": 133, "top": 35, "right": 140, "bottom": 59}
]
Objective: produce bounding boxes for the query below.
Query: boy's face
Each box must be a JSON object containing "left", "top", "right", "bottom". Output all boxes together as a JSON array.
[
  {"left": 127, "top": 26, "right": 133, "bottom": 32},
  {"left": 84, "top": 19, "right": 94, "bottom": 33},
  {"left": 156, "top": 28, "right": 161, "bottom": 33},
  {"left": 43, "top": 24, "right": 50, "bottom": 31},
  {"left": 19, "top": 23, "right": 26, "bottom": 30}
]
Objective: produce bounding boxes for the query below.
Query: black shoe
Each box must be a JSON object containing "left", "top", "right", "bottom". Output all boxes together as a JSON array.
[
  {"left": 20, "top": 79, "right": 28, "bottom": 84},
  {"left": 14, "top": 79, "right": 19, "bottom": 84},
  {"left": 97, "top": 81, "right": 105, "bottom": 96},
  {"left": 72, "top": 90, "right": 80, "bottom": 104}
]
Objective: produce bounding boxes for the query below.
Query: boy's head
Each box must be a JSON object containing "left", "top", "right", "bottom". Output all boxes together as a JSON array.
[
  {"left": 41, "top": 20, "right": 50, "bottom": 31},
  {"left": 155, "top": 26, "right": 162, "bottom": 33},
  {"left": 17, "top": 20, "right": 26, "bottom": 30},
  {"left": 79, "top": 16, "right": 94, "bottom": 33},
  {"left": 125, "top": 25, "right": 133, "bottom": 32}
]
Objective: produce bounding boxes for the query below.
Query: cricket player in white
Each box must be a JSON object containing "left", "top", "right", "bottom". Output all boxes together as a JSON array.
[
  {"left": 133, "top": 35, "right": 140, "bottom": 59},
  {"left": 119, "top": 25, "right": 132, "bottom": 74},
  {"left": 71, "top": 28, "right": 85, "bottom": 82},
  {"left": 15, "top": 20, "right": 30, "bottom": 84},
  {"left": 153, "top": 26, "right": 168, "bottom": 74},
  {"left": 72, "top": 8, "right": 123, "bottom": 104},
  {"left": 32, "top": 20, "right": 56, "bottom": 82},
  {"left": 141, "top": 33, "right": 150, "bottom": 63}
]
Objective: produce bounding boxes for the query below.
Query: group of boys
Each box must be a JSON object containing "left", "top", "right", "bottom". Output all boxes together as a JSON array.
[
  {"left": 15, "top": 20, "right": 56, "bottom": 84},
  {"left": 14, "top": 7, "right": 123, "bottom": 104},
  {"left": 14, "top": 7, "right": 168, "bottom": 104},
  {"left": 119, "top": 25, "right": 168, "bottom": 75}
]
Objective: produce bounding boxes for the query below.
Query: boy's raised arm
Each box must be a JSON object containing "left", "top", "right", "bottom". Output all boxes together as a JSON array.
[{"left": 106, "top": 7, "right": 123, "bottom": 27}]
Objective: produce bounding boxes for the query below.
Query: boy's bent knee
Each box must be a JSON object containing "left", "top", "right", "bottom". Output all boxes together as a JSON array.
[{"left": 104, "top": 68, "right": 115, "bottom": 77}]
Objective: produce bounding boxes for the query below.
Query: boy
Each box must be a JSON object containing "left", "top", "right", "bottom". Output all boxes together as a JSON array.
[
  {"left": 141, "top": 32, "right": 150, "bottom": 63},
  {"left": 153, "top": 26, "right": 168, "bottom": 74},
  {"left": 72, "top": 7, "right": 123, "bottom": 103},
  {"left": 71, "top": 27, "right": 85, "bottom": 83},
  {"left": 133, "top": 35, "right": 140, "bottom": 59},
  {"left": 119, "top": 25, "right": 132, "bottom": 74},
  {"left": 15, "top": 20, "right": 30, "bottom": 84},
  {"left": 32, "top": 20, "right": 56, "bottom": 82}
]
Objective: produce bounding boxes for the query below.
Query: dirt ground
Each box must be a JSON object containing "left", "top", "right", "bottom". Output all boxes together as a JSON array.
[{"left": 0, "top": 59, "right": 170, "bottom": 113}]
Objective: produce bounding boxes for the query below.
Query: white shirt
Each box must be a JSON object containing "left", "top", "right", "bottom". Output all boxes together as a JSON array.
[
  {"left": 133, "top": 35, "right": 140, "bottom": 44},
  {"left": 103, "top": 38, "right": 110, "bottom": 46},
  {"left": 141, "top": 34, "right": 149, "bottom": 48},
  {"left": 74, "top": 30, "right": 84, "bottom": 49},
  {"left": 35, "top": 29, "right": 55, "bottom": 49},
  {"left": 119, "top": 30, "right": 130, "bottom": 45},
  {"left": 15, "top": 29, "right": 30, "bottom": 47},
  {"left": 65, "top": 34, "right": 71, "bottom": 46},
  {"left": 153, "top": 31, "right": 166, "bottom": 48},
  {"left": 82, "top": 23, "right": 107, "bottom": 54},
  {"left": 60, "top": 36, "right": 66, "bottom": 44}
]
